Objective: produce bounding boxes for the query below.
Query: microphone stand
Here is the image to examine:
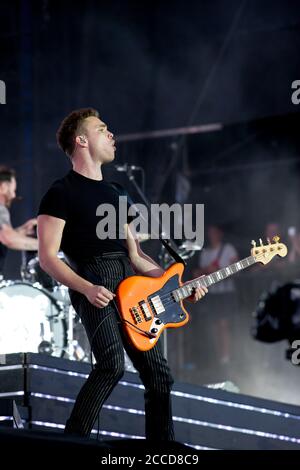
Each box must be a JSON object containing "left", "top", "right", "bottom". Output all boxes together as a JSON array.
[
  {"left": 20, "top": 251, "right": 27, "bottom": 281},
  {"left": 121, "top": 166, "right": 186, "bottom": 360},
  {"left": 126, "top": 167, "right": 185, "bottom": 264}
]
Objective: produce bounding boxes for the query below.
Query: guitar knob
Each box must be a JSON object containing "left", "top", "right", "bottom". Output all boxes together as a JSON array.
[
  {"left": 151, "top": 328, "right": 158, "bottom": 334},
  {"left": 155, "top": 319, "right": 162, "bottom": 325}
]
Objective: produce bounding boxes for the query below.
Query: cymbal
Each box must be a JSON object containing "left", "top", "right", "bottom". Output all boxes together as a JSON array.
[{"left": 180, "top": 241, "right": 202, "bottom": 251}]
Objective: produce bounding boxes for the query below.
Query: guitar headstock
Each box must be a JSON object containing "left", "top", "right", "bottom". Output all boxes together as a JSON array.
[{"left": 251, "top": 235, "right": 288, "bottom": 265}]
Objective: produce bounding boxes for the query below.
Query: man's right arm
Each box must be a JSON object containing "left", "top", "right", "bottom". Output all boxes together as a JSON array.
[{"left": 37, "top": 215, "right": 115, "bottom": 308}]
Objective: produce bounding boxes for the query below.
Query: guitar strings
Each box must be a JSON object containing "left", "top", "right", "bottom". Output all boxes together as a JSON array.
[
  {"left": 137, "top": 254, "right": 257, "bottom": 311},
  {"left": 124, "top": 251, "right": 279, "bottom": 323}
]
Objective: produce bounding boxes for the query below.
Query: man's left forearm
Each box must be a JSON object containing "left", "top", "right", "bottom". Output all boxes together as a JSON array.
[{"left": 130, "top": 252, "right": 165, "bottom": 277}]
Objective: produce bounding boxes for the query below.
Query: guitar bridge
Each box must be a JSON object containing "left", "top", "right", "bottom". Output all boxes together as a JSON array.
[{"left": 130, "top": 307, "right": 142, "bottom": 324}]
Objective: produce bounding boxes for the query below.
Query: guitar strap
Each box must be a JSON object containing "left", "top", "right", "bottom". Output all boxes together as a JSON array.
[{"left": 111, "top": 182, "right": 186, "bottom": 266}]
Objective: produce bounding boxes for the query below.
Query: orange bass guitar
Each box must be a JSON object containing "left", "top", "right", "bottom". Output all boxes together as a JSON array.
[{"left": 116, "top": 237, "right": 287, "bottom": 351}]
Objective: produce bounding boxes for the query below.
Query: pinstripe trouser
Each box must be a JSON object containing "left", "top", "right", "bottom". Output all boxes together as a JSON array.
[{"left": 64, "top": 254, "right": 175, "bottom": 441}]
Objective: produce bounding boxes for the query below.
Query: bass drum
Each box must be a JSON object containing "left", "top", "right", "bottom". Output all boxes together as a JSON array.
[{"left": 0, "top": 281, "right": 67, "bottom": 357}]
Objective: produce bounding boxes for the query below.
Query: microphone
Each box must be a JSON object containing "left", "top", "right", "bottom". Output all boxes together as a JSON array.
[{"left": 114, "top": 164, "right": 141, "bottom": 172}]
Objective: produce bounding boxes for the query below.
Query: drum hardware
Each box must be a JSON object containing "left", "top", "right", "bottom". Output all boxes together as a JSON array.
[
  {"left": 158, "top": 239, "right": 200, "bottom": 269},
  {"left": 38, "top": 340, "right": 54, "bottom": 355},
  {"left": 21, "top": 251, "right": 66, "bottom": 289},
  {"left": 38, "top": 321, "right": 52, "bottom": 354},
  {"left": 45, "top": 289, "right": 89, "bottom": 362}
]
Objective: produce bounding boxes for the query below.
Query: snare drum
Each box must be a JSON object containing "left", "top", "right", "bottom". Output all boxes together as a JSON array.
[{"left": 0, "top": 281, "right": 67, "bottom": 356}]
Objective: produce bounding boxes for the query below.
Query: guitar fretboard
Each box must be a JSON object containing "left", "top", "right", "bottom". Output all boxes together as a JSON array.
[{"left": 172, "top": 255, "right": 256, "bottom": 302}]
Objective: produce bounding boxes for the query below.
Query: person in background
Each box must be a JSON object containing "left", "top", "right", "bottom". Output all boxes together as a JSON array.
[
  {"left": 193, "top": 224, "right": 238, "bottom": 367},
  {"left": 0, "top": 165, "right": 38, "bottom": 278},
  {"left": 286, "top": 226, "right": 300, "bottom": 265}
]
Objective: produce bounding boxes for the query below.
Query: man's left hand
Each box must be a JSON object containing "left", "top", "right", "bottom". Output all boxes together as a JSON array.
[{"left": 186, "top": 285, "right": 208, "bottom": 303}]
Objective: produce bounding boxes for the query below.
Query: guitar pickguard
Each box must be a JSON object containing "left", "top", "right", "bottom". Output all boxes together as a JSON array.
[{"left": 147, "top": 274, "right": 186, "bottom": 325}]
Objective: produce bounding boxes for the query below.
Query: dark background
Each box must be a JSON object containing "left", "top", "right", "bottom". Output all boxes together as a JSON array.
[{"left": 1, "top": 0, "right": 300, "bottom": 405}]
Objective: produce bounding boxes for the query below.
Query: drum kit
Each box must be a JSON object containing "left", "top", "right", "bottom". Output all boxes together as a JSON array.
[{"left": 0, "top": 252, "right": 90, "bottom": 361}]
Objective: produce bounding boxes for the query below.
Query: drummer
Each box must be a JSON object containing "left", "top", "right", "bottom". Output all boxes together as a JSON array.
[{"left": 0, "top": 165, "right": 38, "bottom": 277}]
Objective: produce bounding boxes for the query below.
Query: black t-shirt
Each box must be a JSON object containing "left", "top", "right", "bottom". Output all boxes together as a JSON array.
[{"left": 38, "top": 170, "right": 131, "bottom": 261}]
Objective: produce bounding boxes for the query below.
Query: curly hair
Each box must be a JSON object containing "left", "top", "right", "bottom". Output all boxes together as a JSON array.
[{"left": 56, "top": 108, "right": 99, "bottom": 158}]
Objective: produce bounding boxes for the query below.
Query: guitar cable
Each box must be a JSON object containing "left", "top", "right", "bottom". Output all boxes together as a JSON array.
[
  {"left": 89, "top": 298, "right": 156, "bottom": 369},
  {"left": 113, "top": 257, "right": 157, "bottom": 338},
  {"left": 120, "top": 318, "right": 157, "bottom": 338},
  {"left": 112, "top": 298, "right": 157, "bottom": 339}
]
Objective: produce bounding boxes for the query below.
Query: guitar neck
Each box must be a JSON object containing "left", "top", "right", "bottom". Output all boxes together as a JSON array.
[{"left": 173, "top": 255, "right": 256, "bottom": 301}]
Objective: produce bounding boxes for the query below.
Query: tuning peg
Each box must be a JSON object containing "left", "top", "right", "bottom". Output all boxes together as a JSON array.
[
  {"left": 267, "top": 237, "right": 271, "bottom": 244},
  {"left": 272, "top": 235, "right": 280, "bottom": 243},
  {"left": 259, "top": 238, "right": 263, "bottom": 246},
  {"left": 251, "top": 240, "right": 256, "bottom": 248}
]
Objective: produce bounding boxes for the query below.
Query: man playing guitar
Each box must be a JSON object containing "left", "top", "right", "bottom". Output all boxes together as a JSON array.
[{"left": 37, "top": 108, "right": 207, "bottom": 440}]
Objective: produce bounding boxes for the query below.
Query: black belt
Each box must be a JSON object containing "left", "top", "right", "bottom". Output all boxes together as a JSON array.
[
  {"left": 66, "top": 251, "right": 128, "bottom": 266},
  {"left": 65, "top": 251, "right": 129, "bottom": 285}
]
